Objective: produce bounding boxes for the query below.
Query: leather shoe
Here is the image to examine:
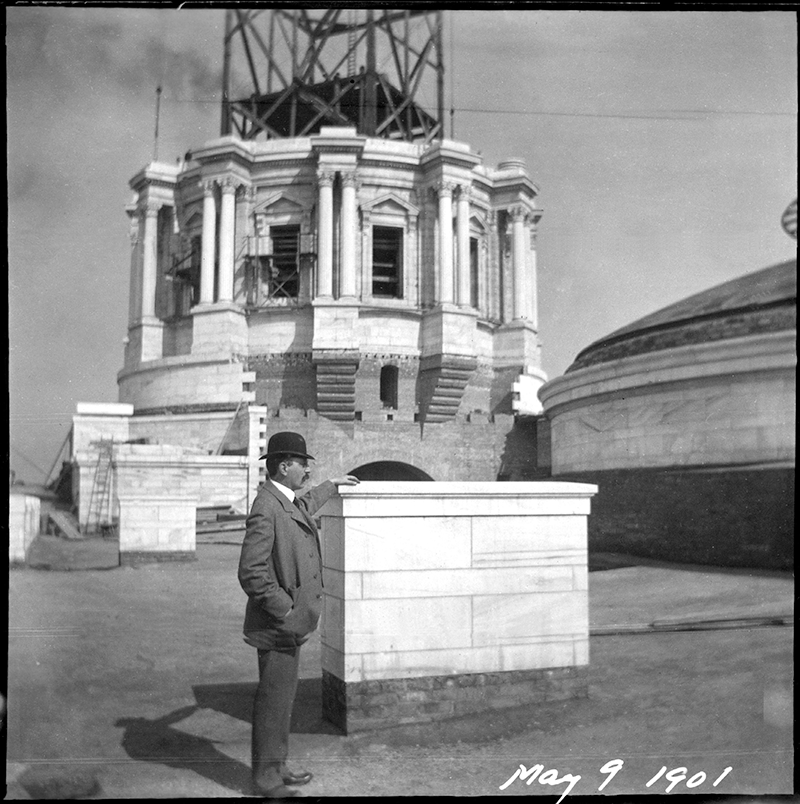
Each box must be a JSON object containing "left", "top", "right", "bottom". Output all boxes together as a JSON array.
[
  {"left": 258, "top": 783, "right": 304, "bottom": 799},
  {"left": 282, "top": 769, "right": 313, "bottom": 786}
]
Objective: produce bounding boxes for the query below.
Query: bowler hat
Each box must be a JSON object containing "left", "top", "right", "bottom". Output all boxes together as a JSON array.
[{"left": 259, "top": 431, "right": 315, "bottom": 461}]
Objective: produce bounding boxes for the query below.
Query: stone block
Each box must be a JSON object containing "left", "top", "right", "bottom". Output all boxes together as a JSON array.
[
  {"left": 324, "top": 567, "right": 362, "bottom": 600},
  {"left": 321, "top": 595, "right": 344, "bottom": 652},
  {"left": 360, "top": 565, "right": 574, "bottom": 599},
  {"left": 320, "top": 642, "right": 362, "bottom": 681},
  {"left": 341, "top": 517, "right": 472, "bottom": 571},
  {"left": 471, "top": 515, "right": 587, "bottom": 565},
  {"left": 343, "top": 597, "right": 472, "bottom": 654},
  {"left": 472, "top": 590, "right": 588, "bottom": 646},
  {"left": 573, "top": 638, "right": 590, "bottom": 666},
  {"left": 360, "top": 644, "right": 501, "bottom": 681},
  {"left": 497, "top": 639, "right": 576, "bottom": 671},
  {"left": 572, "top": 565, "right": 589, "bottom": 591}
]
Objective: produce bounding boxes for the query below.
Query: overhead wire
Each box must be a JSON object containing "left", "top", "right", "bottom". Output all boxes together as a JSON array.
[{"left": 159, "top": 93, "right": 795, "bottom": 120}]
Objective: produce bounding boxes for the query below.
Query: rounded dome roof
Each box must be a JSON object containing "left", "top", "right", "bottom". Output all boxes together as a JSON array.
[{"left": 568, "top": 259, "right": 797, "bottom": 372}]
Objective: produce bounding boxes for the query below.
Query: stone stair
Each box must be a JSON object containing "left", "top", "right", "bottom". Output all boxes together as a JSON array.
[{"left": 314, "top": 356, "right": 359, "bottom": 421}]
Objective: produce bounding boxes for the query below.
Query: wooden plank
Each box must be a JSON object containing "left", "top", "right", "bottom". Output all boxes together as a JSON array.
[{"left": 48, "top": 510, "right": 83, "bottom": 541}]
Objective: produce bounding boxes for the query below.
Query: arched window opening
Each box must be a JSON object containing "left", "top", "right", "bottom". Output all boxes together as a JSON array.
[
  {"left": 380, "top": 365, "right": 399, "bottom": 409},
  {"left": 350, "top": 461, "right": 434, "bottom": 481}
]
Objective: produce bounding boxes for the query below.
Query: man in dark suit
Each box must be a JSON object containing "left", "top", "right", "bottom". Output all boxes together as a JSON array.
[{"left": 238, "top": 431, "right": 359, "bottom": 799}]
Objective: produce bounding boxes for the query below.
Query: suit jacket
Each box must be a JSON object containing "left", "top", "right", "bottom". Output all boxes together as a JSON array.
[{"left": 238, "top": 479, "right": 336, "bottom": 650}]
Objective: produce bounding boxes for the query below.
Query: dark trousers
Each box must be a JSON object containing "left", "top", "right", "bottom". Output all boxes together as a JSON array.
[{"left": 252, "top": 646, "right": 301, "bottom": 792}]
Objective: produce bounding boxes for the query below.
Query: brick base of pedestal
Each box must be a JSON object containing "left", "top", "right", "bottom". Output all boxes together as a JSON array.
[
  {"left": 322, "top": 666, "right": 589, "bottom": 733},
  {"left": 119, "top": 550, "right": 197, "bottom": 567}
]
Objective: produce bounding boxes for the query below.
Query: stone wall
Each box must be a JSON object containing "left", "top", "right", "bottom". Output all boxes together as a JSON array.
[
  {"left": 541, "top": 331, "right": 795, "bottom": 474},
  {"left": 129, "top": 410, "right": 239, "bottom": 454},
  {"left": 114, "top": 444, "right": 250, "bottom": 512},
  {"left": 113, "top": 444, "right": 250, "bottom": 563},
  {"left": 118, "top": 355, "right": 255, "bottom": 411},
  {"left": 260, "top": 409, "right": 521, "bottom": 482},
  {"left": 556, "top": 466, "right": 794, "bottom": 570},
  {"left": 72, "top": 403, "right": 133, "bottom": 453},
  {"left": 317, "top": 481, "right": 596, "bottom": 732}
]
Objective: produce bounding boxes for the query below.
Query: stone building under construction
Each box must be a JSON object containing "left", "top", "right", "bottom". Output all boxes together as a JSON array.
[{"left": 68, "top": 10, "right": 547, "bottom": 548}]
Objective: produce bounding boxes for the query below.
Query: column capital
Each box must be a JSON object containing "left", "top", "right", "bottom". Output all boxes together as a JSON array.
[
  {"left": 141, "top": 200, "right": 161, "bottom": 218},
  {"left": 340, "top": 170, "right": 359, "bottom": 189},
  {"left": 200, "top": 179, "right": 217, "bottom": 196},
  {"left": 317, "top": 169, "right": 336, "bottom": 187},
  {"left": 220, "top": 177, "right": 243, "bottom": 195},
  {"left": 457, "top": 183, "right": 474, "bottom": 201},
  {"left": 436, "top": 180, "right": 458, "bottom": 199},
  {"left": 508, "top": 205, "right": 527, "bottom": 223}
]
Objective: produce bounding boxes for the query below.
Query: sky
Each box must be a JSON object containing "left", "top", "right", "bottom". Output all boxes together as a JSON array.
[{"left": 7, "top": 6, "right": 797, "bottom": 485}]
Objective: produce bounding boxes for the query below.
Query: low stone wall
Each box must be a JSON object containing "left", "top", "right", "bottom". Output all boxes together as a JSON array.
[
  {"left": 9, "top": 492, "right": 41, "bottom": 565},
  {"left": 317, "top": 481, "right": 596, "bottom": 732},
  {"left": 557, "top": 465, "right": 794, "bottom": 570},
  {"left": 117, "top": 496, "right": 197, "bottom": 566},
  {"left": 114, "top": 444, "right": 248, "bottom": 564}
]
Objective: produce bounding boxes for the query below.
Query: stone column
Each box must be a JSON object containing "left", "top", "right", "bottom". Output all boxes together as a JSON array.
[
  {"left": 361, "top": 209, "right": 372, "bottom": 298},
  {"left": 456, "top": 185, "right": 471, "bottom": 306},
  {"left": 126, "top": 211, "right": 141, "bottom": 326},
  {"left": 217, "top": 180, "right": 237, "bottom": 303},
  {"left": 528, "top": 225, "right": 539, "bottom": 329},
  {"left": 407, "top": 213, "right": 419, "bottom": 307},
  {"left": 340, "top": 171, "right": 358, "bottom": 298},
  {"left": 488, "top": 215, "right": 500, "bottom": 322},
  {"left": 317, "top": 169, "right": 335, "bottom": 298},
  {"left": 140, "top": 202, "right": 160, "bottom": 318},
  {"left": 437, "top": 182, "right": 455, "bottom": 304},
  {"left": 510, "top": 205, "right": 528, "bottom": 320},
  {"left": 200, "top": 181, "right": 217, "bottom": 304}
]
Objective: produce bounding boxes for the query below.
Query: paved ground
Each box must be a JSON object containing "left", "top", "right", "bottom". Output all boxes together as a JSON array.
[{"left": 6, "top": 540, "right": 794, "bottom": 799}]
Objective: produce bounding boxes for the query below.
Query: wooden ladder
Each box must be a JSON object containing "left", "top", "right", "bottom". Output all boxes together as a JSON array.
[{"left": 84, "top": 441, "right": 114, "bottom": 536}]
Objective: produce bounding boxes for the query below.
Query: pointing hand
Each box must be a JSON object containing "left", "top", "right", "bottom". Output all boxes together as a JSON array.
[{"left": 331, "top": 475, "right": 360, "bottom": 487}]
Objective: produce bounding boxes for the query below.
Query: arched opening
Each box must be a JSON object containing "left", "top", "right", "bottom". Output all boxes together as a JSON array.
[{"left": 350, "top": 461, "right": 433, "bottom": 481}]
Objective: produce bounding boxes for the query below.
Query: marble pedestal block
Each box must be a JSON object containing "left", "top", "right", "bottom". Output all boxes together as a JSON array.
[{"left": 317, "top": 481, "right": 597, "bottom": 732}]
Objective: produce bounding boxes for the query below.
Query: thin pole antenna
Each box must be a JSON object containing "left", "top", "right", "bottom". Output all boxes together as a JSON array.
[{"left": 153, "top": 85, "right": 162, "bottom": 162}]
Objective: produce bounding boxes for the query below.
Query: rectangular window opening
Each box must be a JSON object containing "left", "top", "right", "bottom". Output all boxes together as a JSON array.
[
  {"left": 380, "top": 365, "right": 399, "bottom": 410},
  {"left": 470, "top": 237, "right": 479, "bottom": 309},
  {"left": 266, "top": 225, "right": 300, "bottom": 299},
  {"left": 372, "top": 226, "right": 403, "bottom": 298}
]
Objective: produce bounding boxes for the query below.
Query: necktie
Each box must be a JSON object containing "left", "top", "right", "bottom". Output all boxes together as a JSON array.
[{"left": 293, "top": 497, "right": 314, "bottom": 531}]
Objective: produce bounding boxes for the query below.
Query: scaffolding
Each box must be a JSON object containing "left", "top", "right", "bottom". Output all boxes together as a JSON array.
[{"left": 221, "top": 8, "right": 445, "bottom": 143}]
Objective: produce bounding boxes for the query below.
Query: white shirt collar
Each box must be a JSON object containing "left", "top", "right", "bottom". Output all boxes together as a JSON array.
[{"left": 269, "top": 478, "right": 296, "bottom": 503}]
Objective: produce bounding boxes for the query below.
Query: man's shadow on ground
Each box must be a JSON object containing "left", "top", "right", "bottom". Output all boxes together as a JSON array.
[{"left": 116, "top": 678, "right": 340, "bottom": 795}]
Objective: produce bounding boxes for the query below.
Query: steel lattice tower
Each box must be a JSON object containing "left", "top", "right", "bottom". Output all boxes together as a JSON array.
[{"left": 221, "top": 8, "right": 444, "bottom": 143}]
